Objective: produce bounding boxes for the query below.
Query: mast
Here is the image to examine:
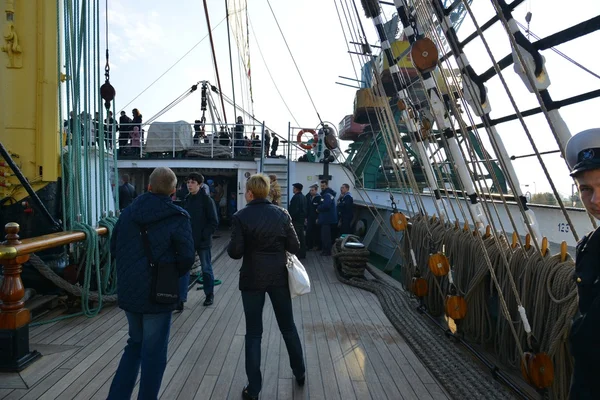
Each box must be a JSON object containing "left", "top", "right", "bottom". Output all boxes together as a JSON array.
[
  {"left": 0, "top": 0, "right": 60, "bottom": 201},
  {"left": 225, "top": 0, "right": 236, "bottom": 120},
  {"left": 203, "top": 0, "right": 228, "bottom": 125}
]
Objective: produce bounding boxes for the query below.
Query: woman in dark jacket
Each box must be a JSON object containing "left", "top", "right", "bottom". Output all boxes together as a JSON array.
[{"left": 227, "top": 173, "right": 306, "bottom": 400}]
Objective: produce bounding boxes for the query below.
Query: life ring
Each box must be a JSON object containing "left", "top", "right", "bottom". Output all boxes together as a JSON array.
[{"left": 297, "top": 129, "right": 318, "bottom": 150}]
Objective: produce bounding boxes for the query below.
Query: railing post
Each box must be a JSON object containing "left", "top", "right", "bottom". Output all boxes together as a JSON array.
[{"left": 0, "top": 223, "right": 41, "bottom": 371}]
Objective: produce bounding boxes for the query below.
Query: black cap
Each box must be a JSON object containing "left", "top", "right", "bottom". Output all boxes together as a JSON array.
[
  {"left": 566, "top": 129, "right": 600, "bottom": 176},
  {"left": 292, "top": 183, "right": 303, "bottom": 191}
]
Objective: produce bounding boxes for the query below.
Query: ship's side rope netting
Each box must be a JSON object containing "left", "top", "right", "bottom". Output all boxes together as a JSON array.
[
  {"left": 332, "top": 0, "right": 588, "bottom": 398},
  {"left": 27, "top": 0, "right": 122, "bottom": 325}
]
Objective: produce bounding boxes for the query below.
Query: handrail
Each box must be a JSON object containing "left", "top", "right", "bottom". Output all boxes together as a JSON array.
[
  {"left": 0, "top": 222, "right": 109, "bottom": 370},
  {"left": 0, "top": 223, "right": 108, "bottom": 259}
]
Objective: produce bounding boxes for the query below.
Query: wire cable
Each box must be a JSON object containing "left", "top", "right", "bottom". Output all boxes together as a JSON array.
[
  {"left": 265, "top": 0, "right": 323, "bottom": 124},
  {"left": 119, "top": 16, "right": 227, "bottom": 112}
]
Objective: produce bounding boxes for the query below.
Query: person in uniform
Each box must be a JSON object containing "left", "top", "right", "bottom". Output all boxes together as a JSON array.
[{"left": 565, "top": 128, "right": 600, "bottom": 399}]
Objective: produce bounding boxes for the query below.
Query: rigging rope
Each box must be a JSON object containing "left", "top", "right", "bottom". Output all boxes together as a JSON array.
[
  {"left": 265, "top": 0, "right": 323, "bottom": 124},
  {"left": 247, "top": 16, "right": 300, "bottom": 127},
  {"left": 119, "top": 17, "right": 226, "bottom": 113}
]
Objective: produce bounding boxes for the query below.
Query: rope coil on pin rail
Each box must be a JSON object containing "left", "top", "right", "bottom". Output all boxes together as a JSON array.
[
  {"left": 405, "top": 3, "right": 558, "bottom": 364},
  {"left": 423, "top": 2, "right": 570, "bottom": 385},
  {"left": 342, "top": 0, "right": 576, "bottom": 396},
  {"left": 342, "top": 0, "right": 540, "bottom": 396}
]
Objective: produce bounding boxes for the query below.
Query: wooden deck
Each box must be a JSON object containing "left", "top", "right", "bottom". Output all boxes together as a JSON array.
[{"left": 0, "top": 242, "right": 449, "bottom": 399}]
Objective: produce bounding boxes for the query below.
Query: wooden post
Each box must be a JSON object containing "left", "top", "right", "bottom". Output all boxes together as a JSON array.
[{"left": 0, "top": 223, "right": 41, "bottom": 371}]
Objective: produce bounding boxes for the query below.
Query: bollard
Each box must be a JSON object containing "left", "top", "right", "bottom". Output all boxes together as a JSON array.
[{"left": 0, "top": 223, "right": 41, "bottom": 371}]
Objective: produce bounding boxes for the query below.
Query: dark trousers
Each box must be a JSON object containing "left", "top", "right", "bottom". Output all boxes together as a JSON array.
[
  {"left": 306, "top": 220, "right": 320, "bottom": 250},
  {"left": 321, "top": 223, "right": 333, "bottom": 255},
  {"left": 241, "top": 286, "right": 305, "bottom": 396},
  {"left": 339, "top": 221, "right": 352, "bottom": 236},
  {"left": 108, "top": 311, "right": 172, "bottom": 400},
  {"left": 293, "top": 221, "right": 306, "bottom": 259},
  {"left": 569, "top": 359, "right": 599, "bottom": 399}
]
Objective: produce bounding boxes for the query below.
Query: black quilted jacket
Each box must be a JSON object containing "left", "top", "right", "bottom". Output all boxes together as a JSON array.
[
  {"left": 111, "top": 192, "right": 196, "bottom": 313},
  {"left": 227, "top": 199, "right": 300, "bottom": 291}
]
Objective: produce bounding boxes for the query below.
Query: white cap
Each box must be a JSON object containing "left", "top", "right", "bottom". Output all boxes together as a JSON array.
[{"left": 565, "top": 128, "right": 600, "bottom": 176}]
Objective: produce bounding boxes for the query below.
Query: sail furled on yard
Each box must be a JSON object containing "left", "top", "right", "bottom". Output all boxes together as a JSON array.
[{"left": 227, "top": 0, "right": 254, "bottom": 108}]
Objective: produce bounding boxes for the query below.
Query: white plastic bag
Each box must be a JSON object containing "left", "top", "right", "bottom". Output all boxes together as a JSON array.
[{"left": 287, "top": 254, "right": 311, "bottom": 298}]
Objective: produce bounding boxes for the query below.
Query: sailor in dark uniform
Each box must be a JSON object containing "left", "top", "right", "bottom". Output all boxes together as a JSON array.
[{"left": 565, "top": 128, "right": 600, "bottom": 399}]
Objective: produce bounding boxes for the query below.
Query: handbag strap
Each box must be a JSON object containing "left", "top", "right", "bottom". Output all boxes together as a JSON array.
[{"left": 139, "top": 225, "right": 156, "bottom": 267}]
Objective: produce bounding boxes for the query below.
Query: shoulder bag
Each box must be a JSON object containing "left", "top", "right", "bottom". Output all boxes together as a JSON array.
[{"left": 139, "top": 225, "right": 180, "bottom": 304}]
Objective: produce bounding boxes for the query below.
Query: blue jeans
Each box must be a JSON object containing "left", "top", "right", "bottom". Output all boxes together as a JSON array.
[
  {"left": 241, "top": 285, "right": 305, "bottom": 396},
  {"left": 107, "top": 311, "right": 172, "bottom": 400},
  {"left": 179, "top": 272, "right": 190, "bottom": 302},
  {"left": 198, "top": 247, "right": 213, "bottom": 295}
]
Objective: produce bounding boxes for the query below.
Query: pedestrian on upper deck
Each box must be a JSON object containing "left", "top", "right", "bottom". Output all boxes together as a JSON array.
[
  {"left": 227, "top": 173, "right": 306, "bottom": 400},
  {"left": 234, "top": 116, "right": 245, "bottom": 157},
  {"left": 271, "top": 134, "right": 279, "bottom": 157},
  {"left": 131, "top": 108, "right": 142, "bottom": 132},
  {"left": 108, "top": 167, "right": 195, "bottom": 400},
  {"left": 118, "top": 111, "right": 132, "bottom": 153},
  {"left": 105, "top": 111, "right": 116, "bottom": 150},
  {"left": 566, "top": 128, "right": 600, "bottom": 399},
  {"left": 264, "top": 130, "right": 271, "bottom": 158}
]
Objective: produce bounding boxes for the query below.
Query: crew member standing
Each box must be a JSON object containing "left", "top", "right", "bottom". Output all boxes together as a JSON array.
[
  {"left": 565, "top": 128, "right": 600, "bottom": 399},
  {"left": 289, "top": 183, "right": 307, "bottom": 259}
]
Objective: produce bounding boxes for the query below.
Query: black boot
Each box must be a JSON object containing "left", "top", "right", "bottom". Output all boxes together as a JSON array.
[
  {"left": 203, "top": 293, "right": 214, "bottom": 306},
  {"left": 242, "top": 386, "right": 258, "bottom": 400}
]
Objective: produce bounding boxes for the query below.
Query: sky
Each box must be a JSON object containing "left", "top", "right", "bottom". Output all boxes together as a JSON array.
[{"left": 95, "top": 0, "right": 600, "bottom": 199}]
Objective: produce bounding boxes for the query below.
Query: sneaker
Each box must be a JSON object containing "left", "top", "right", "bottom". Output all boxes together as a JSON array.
[
  {"left": 296, "top": 374, "right": 305, "bottom": 386},
  {"left": 242, "top": 386, "right": 258, "bottom": 400},
  {"left": 175, "top": 301, "right": 184, "bottom": 312},
  {"left": 203, "top": 293, "right": 214, "bottom": 306}
]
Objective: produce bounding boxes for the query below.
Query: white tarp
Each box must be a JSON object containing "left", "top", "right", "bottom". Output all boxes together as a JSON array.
[{"left": 145, "top": 121, "right": 193, "bottom": 153}]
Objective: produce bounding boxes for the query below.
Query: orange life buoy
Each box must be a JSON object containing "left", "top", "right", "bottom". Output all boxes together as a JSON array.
[{"left": 297, "top": 129, "right": 318, "bottom": 150}]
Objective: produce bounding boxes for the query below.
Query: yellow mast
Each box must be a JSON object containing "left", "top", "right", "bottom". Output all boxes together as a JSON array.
[{"left": 1, "top": 0, "right": 60, "bottom": 202}]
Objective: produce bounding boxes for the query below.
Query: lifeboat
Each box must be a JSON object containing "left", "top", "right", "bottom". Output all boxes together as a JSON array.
[
  {"left": 338, "top": 115, "right": 367, "bottom": 141},
  {"left": 352, "top": 88, "right": 388, "bottom": 124}
]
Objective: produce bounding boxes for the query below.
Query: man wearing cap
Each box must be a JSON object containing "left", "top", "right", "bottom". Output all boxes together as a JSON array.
[
  {"left": 289, "top": 183, "right": 307, "bottom": 259},
  {"left": 565, "top": 128, "right": 600, "bottom": 399}
]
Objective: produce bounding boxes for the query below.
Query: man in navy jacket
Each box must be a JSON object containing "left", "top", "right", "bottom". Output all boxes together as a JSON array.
[
  {"left": 317, "top": 180, "right": 337, "bottom": 256},
  {"left": 108, "top": 167, "right": 195, "bottom": 400},
  {"left": 184, "top": 172, "right": 219, "bottom": 306},
  {"left": 337, "top": 183, "right": 354, "bottom": 235}
]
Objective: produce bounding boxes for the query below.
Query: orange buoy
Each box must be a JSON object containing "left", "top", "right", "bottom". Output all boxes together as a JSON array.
[{"left": 297, "top": 129, "right": 318, "bottom": 150}]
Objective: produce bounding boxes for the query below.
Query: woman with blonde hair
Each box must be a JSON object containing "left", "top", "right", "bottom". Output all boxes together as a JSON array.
[
  {"left": 227, "top": 173, "right": 305, "bottom": 400},
  {"left": 267, "top": 174, "right": 281, "bottom": 205}
]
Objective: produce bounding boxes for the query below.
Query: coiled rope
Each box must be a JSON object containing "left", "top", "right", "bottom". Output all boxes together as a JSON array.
[
  {"left": 28, "top": 216, "right": 119, "bottom": 326},
  {"left": 399, "top": 215, "right": 578, "bottom": 398}
]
